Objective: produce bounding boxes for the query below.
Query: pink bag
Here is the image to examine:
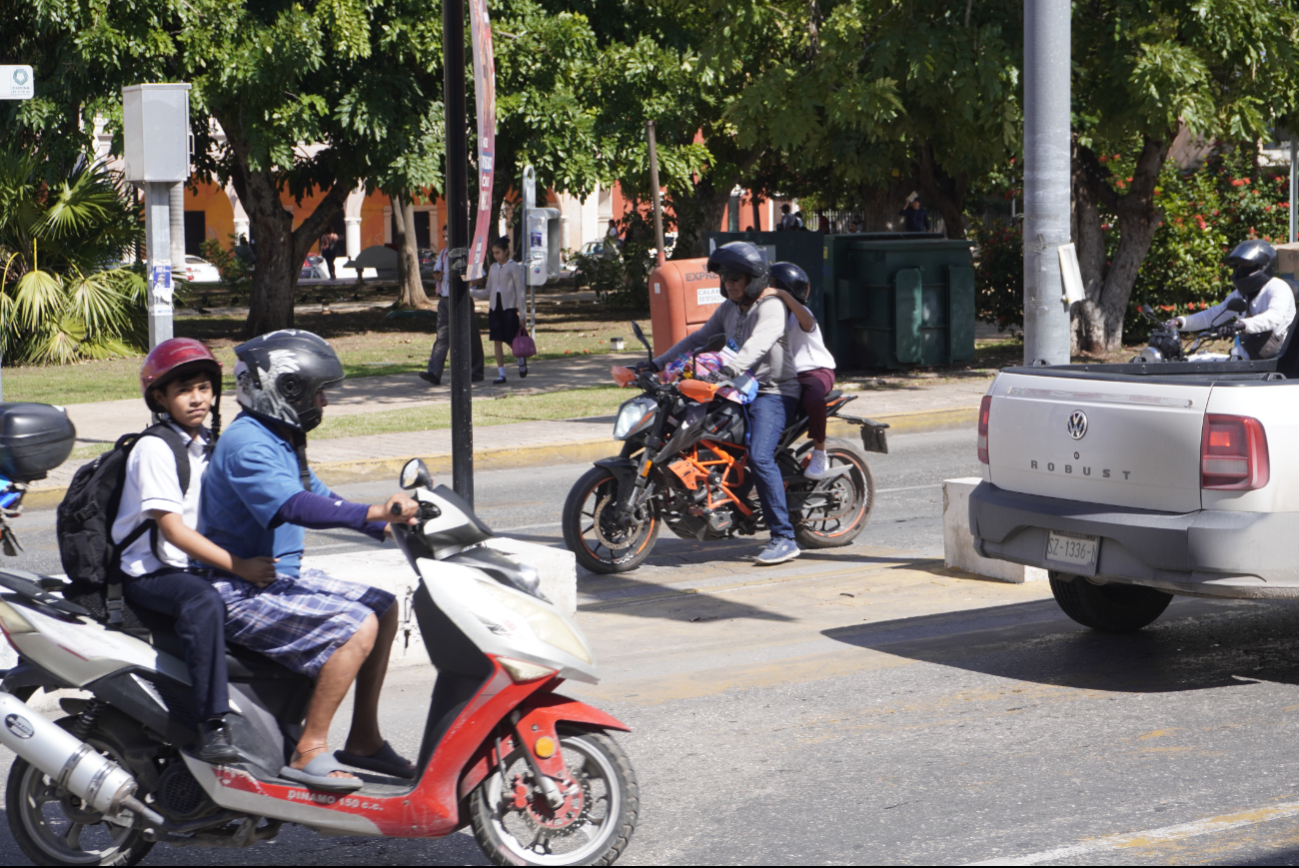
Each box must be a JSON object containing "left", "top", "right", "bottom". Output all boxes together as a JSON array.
[{"left": 512, "top": 324, "right": 536, "bottom": 359}]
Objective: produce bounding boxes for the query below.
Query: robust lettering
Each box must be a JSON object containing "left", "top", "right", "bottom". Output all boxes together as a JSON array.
[{"left": 1031, "top": 460, "right": 1038, "bottom": 470}]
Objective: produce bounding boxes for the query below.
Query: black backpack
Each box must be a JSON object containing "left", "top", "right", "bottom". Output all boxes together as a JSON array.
[{"left": 56, "top": 424, "right": 190, "bottom": 626}]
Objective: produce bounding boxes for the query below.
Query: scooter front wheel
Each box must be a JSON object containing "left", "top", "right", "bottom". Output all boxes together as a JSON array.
[
  {"left": 562, "top": 466, "right": 659, "bottom": 574},
  {"left": 470, "top": 727, "right": 639, "bottom": 866}
]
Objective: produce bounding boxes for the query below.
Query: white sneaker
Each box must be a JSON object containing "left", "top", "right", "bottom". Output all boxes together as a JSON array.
[{"left": 804, "top": 449, "right": 830, "bottom": 479}]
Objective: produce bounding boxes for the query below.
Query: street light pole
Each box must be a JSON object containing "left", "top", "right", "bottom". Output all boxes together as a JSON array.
[
  {"left": 444, "top": 0, "right": 474, "bottom": 505},
  {"left": 1022, "top": 0, "right": 1072, "bottom": 366}
]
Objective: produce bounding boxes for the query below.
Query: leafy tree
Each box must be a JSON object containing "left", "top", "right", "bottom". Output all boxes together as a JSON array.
[
  {"left": 0, "top": 148, "right": 146, "bottom": 364},
  {"left": 1070, "top": 0, "right": 1299, "bottom": 352}
]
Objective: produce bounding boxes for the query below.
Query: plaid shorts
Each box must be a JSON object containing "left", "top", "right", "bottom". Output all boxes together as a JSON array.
[{"left": 204, "top": 568, "right": 396, "bottom": 678}]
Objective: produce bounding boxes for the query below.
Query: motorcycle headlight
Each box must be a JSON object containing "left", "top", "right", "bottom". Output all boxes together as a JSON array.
[
  {"left": 613, "top": 396, "right": 657, "bottom": 441},
  {"left": 477, "top": 581, "right": 593, "bottom": 664}
]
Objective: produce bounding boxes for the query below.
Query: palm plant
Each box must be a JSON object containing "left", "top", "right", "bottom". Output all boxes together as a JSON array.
[{"left": 0, "top": 147, "right": 146, "bottom": 365}]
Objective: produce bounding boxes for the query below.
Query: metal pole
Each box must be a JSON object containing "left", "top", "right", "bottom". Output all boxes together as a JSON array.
[
  {"left": 1022, "top": 0, "right": 1071, "bottom": 366},
  {"left": 144, "top": 182, "right": 174, "bottom": 348},
  {"left": 1290, "top": 135, "right": 1296, "bottom": 244},
  {"left": 444, "top": 0, "right": 474, "bottom": 504},
  {"left": 646, "top": 122, "right": 666, "bottom": 268},
  {"left": 169, "top": 182, "right": 186, "bottom": 286}
]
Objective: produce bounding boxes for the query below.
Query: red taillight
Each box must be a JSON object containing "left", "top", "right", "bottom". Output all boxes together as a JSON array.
[
  {"left": 977, "top": 395, "right": 992, "bottom": 464},
  {"left": 1201, "top": 414, "right": 1269, "bottom": 490}
]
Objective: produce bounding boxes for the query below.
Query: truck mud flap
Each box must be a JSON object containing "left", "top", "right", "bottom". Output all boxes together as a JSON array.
[{"left": 836, "top": 414, "right": 889, "bottom": 454}]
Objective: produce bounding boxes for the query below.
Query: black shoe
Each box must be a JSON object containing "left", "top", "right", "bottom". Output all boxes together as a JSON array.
[
  {"left": 196, "top": 718, "right": 245, "bottom": 765},
  {"left": 471, "top": 375, "right": 485, "bottom": 382},
  {"left": 493, "top": 375, "right": 508, "bottom": 385},
  {"left": 519, "top": 360, "right": 528, "bottom": 378},
  {"left": 418, "top": 372, "right": 441, "bottom": 386}
]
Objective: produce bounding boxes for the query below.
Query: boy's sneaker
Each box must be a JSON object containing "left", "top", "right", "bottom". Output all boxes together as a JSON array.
[
  {"left": 804, "top": 449, "right": 830, "bottom": 479},
  {"left": 755, "top": 537, "right": 800, "bottom": 566}
]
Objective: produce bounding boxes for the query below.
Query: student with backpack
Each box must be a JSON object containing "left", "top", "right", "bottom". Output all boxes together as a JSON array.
[{"left": 98, "top": 339, "right": 275, "bottom": 763}]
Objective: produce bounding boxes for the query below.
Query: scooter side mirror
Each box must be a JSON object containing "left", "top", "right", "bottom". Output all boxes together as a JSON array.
[
  {"left": 630, "top": 320, "right": 653, "bottom": 361},
  {"left": 703, "top": 333, "right": 728, "bottom": 353},
  {"left": 1227, "top": 297, "right": 1248, "bottom": 313},
  {"left": 400, "top": 458, "right": 433, "bottom": 491}
]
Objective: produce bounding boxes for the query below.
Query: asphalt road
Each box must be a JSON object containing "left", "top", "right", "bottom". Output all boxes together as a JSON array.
[{"left": 10, "top": 427, "right": 1299, "bottom": 864}]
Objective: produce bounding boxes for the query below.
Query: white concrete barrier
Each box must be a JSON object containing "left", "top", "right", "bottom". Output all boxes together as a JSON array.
[{"left": 942, "top": 477, "right": 1047, "bottom": 584}]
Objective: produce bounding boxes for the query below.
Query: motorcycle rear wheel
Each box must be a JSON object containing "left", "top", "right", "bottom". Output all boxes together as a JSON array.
[
  {"left": 794, "top": 438, "right": 875, "bottom": 549},
  {"left": 5, "top": 718, "right": 154, "bottom": 867},
  {"left": 563, "top": 466, "right": 660, "bottom": 574},
  {"left": 470, "top": 727, "right": 639, "bottom": 867}
]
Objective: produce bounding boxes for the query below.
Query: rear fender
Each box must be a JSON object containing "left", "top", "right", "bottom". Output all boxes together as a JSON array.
[{"left": 457, "top": 692, "right": 630, "bottom": 801}]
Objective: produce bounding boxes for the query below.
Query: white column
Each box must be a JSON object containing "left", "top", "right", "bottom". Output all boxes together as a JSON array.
[
  {"left": 225, "top": 184, "right": 249, "bottom": 243},
  {"left": 342, "top": 183, "right": 366, "bottom": 258}
]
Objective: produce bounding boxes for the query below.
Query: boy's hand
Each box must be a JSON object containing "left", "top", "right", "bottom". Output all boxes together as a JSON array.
[
  {"left": 233, "top": 555, "right": 279, "bottom": 587},
  {"left": 369, "top": 493, "right": 419, "bottom": 525}
]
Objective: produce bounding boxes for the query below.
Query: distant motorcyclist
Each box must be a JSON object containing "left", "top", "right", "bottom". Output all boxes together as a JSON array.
[
  {"left": 637, "top": 241, "right": 801, "bottom": 566},
  {"left": 1169, "top": 240, "right": 1296, "bottom": 360}
]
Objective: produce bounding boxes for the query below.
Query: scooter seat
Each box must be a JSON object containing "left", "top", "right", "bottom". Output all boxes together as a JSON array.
[{"left": 148, "top": 629, "right": 302, "bottom": 681}]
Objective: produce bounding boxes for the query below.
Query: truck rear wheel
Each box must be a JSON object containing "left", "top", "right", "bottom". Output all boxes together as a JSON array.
[{"left": 1049, "top": 573, "right": 1173, "bottom": 632}]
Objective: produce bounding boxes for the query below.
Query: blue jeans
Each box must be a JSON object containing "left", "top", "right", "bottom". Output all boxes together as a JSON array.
[{"left": 747, "top": 393, "right": 797, "bottom": 540}]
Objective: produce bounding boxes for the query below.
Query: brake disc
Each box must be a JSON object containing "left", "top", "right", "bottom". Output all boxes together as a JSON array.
[{"left": 592, "top": 492, "right": 645, "bottom": 549}]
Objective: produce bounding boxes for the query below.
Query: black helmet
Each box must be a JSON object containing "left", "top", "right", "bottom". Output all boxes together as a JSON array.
[
  {"left": 770, "top": 262, "right": 810, "bottom": 304},
  {"left": 1225, "top": 239, "right": 1277, "bottom": 298},
  {"left": 707, "top": 241, "right": 770, "bottom": 300},
  {"left": 233, "top": 329, "right": 345, "bottom": 433}
]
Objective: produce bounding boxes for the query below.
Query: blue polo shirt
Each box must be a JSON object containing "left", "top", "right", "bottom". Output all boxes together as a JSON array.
[{"left": 200, "top": 412, "right": 332, "bottom": 578}]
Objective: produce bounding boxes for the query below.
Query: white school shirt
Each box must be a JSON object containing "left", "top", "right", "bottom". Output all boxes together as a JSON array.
[
  {"left": 436, "top": 248, "right": 449, "bottom": 298},
  {"left": 787, "top": 309, "right": 836, "bottom": 373},
  {"left": 471, "top": 259, "right": 525, "bottom": 310},
  {"left": 112, "top": 422, "right": 210, "bottom": 577}
]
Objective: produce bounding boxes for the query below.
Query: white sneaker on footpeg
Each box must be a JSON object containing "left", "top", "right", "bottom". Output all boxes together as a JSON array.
[{"left": 804, "top": 449, "right": 830, "bottom": 479}]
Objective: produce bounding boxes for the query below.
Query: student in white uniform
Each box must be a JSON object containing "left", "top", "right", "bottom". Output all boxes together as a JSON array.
[
  {"left": 766, "top": 262, "right": 837, "bottom": 479},
  {"left": 469, "top": 237, "right": 527, "bottom": 384}
]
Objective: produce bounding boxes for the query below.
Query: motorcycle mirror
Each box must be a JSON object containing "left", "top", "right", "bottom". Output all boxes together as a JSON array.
[
  {"left": 630, "top": 320, "right": 653, "bottom": 360},
  {"left": 1227, "top": 297, "right": 1248, "bottom": 313},
  {"left": 703, "top": 333, "right": 728, "bottom": 353},
  {"left": 399, "top": 458, "right": 433, "bottom": 491}
]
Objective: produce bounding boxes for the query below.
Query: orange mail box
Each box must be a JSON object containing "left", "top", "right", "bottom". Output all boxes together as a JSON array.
[{"left": 648, "top": 258, "right": 722, "bottom": 357}]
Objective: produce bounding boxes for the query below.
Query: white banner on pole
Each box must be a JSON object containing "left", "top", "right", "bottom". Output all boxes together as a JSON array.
[{"left": 0, "top": 66, "right": 34, "bottom": 100}]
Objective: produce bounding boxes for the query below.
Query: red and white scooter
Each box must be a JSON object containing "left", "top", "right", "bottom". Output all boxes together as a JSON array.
[{"left": 0, "top": 451, "right": 638, "bottom": 867}]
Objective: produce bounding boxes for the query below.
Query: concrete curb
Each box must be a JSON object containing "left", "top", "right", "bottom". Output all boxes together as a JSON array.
[{"left": 20, "top": 402, "right": 980, "bottom": 508}]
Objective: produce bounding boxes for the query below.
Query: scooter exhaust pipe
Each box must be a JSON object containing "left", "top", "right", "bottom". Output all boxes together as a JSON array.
[{"left": 0, "top": 691, "right": 140, "bottom": 817}]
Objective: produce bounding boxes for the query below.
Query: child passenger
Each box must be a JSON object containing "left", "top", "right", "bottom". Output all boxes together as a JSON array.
[
  {"left": 114, "top": 338, "right": 277, "bottom": 763},
  {"left": 767, "top": 262, "right": 836, "bottom": 479},
  {"left": 468, "top": 236, "right": 527, "bottom": 384}
]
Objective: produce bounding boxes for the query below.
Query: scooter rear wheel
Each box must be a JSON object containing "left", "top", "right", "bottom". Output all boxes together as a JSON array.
[
  {"left": 470, "top": 727, "right": 639, "bottom": 867},
  {"left": 5, "top": 718, "right": 154, "bottom": 867},
  {"left": 562, "top": 466, "right": 659, "bottom": 574}
]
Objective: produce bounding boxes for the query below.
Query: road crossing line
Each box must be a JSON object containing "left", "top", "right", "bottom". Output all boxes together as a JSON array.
[{"left": 967, "top": 798, "right": 1299, "bottom": 865}]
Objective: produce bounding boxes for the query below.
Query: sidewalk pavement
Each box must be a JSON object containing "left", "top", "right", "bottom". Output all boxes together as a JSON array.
[{"left": 32, "top": 352, "right": 992, "bottom": 508}]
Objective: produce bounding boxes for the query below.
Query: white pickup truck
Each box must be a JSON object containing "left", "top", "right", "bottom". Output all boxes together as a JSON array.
[{"left": 968, "top": 353, "right": 1299, "bottom": 632}]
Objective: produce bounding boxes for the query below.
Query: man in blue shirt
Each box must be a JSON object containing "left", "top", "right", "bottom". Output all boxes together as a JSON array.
[{"left": 200, "top": 330, "right": 419, "bottom": 792}]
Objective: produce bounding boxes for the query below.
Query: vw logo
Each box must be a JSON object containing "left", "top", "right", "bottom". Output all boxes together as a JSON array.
[{"left": 1067, "top": 410, "right": 1088, "bottom": 440}]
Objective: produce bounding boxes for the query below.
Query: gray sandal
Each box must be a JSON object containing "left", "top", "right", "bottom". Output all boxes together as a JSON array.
[{"left": 280, "top": 751, "right": 364, "bottom": 792}]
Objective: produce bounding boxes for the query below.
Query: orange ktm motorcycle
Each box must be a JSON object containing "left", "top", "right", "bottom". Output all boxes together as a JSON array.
[{"left": 562, "top": 324, "right": 889, "bottom": 574}]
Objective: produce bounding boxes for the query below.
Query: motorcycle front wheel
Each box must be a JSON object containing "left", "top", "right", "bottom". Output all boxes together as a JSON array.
[
  {"left": 470, "top": 727, "right": 639, "bottom": 867},
  {"left": 562, "top": 466, "right": 660, "bottom": 574},
  {"left": 794, "top": 438, "right": 875, "bottom": 549}
]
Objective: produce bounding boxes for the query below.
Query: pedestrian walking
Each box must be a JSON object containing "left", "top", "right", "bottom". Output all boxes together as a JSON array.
[
  {"left": 468, "top": 237, "right": 528, "bottom": 384},
  {"left": 319, "top": 231, "right": 340, "bottom": 280},
  {"left": 606, "top": 219, "right": 621, "bottom": 249},
  {"left": 778, "top": 204, "right": 799, "bottom": 231},
  {"left": 420, "top": 225, "right": 485, "bottom": 386},
  {"left": 900, "top": 195, "right": 929, "bottom": 232}
]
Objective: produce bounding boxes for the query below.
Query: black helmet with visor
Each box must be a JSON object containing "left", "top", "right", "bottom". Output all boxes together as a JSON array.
[
  {"left": 1225, "top": 239, "right": 1277, "bottom": 299},
  {"left": 707, "top": 241, "right": 770, "bottom": 300}
]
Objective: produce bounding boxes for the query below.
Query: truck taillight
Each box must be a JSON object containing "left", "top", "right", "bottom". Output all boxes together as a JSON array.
[
  {"left": 1201, "top": 414, "right": 1269, "bottom": 490},
  {"left": 977, "top": 395, "right": 991, "bottom": 464}
]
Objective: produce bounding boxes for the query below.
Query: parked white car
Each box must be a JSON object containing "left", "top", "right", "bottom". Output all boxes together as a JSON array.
[
  {"left": 968, "top": 345, "right": 1299, "bottom": 632},
  {"left": 183, "top": 255, "right": 221, "bottom": 283}
]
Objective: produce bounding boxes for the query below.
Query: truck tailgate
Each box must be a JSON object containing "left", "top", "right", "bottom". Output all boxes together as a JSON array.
[{"left": 987, "top": 372, "right": 1210, "bottom": 512}]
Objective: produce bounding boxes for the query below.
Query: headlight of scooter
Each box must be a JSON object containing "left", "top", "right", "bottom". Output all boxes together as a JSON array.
[
  {"left": 477, "top": 581, "right": 593, "bottom": 664},
  {"left": 613, "top": 396, "right": 657, "bottom": 441}
]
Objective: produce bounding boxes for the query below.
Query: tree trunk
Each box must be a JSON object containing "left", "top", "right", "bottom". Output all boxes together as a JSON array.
[
  {"left": 916, "top": 142, "right": 969, "bottom": 238},
  {"left": 751, "top": 196, "right": 762, "bottom": 231},
  {"left": 858, "top": 179, "right": 916, "bottom": 231},
  {"left": 1069, "top": 134, "right": 1170, "bottom": 353},
  {"left": 671, "top": 176, "right": 732, "bottom": 260},
  {"left": 391, "top": 191, "right": 434, "bottom": 309}
]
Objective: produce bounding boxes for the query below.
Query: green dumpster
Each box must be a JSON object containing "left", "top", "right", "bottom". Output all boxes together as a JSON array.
[{"left": 823, "top": 237, "right": 975, "bottom": 369}]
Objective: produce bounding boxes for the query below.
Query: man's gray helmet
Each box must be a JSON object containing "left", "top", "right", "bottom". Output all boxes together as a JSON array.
[
  {"left": 233, "top": 330, "right": 344, "bottom": 433},
  {"left": 1226, "top": 239, "right": 1277, "bottom": 299},
  {"left": 707, "top": 241, "right": 770, "bottom": 299}
]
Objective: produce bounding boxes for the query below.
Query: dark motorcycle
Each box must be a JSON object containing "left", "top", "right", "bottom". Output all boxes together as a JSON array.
[
  {"left": 561, "top": 323, "right": 889, "bottom": 573},
  {"left": 1131, "top": 298, "right": 1248, "bottom": 363}
]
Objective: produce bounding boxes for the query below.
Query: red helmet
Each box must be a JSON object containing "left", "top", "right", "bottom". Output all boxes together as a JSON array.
[{"left": 140, "top": 338, "right": 222, "bottom": 413}]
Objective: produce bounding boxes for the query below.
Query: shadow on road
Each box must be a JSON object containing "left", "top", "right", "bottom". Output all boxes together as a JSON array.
[{"left": 822, "top": 595, "right": 1299, "bottom": 694}]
